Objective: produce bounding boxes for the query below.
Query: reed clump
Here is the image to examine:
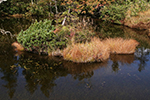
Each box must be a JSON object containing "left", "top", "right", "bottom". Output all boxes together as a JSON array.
[
  {"left": 63, "top": 37, "right": 110, "bottom": 63},
  {"left": 63, "top": 37, "right": 139, "bottom": 63},
  {"left": 104, "top": 38, "right": 139, "bottom": 54}
]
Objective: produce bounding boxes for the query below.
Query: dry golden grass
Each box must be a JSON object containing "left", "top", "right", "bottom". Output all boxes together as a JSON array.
[
  {"left": 63, "top": 37, "right": 139, "bottom": 63},
  {"left": 63, "top": 37, "right": 110, "bottom": 63},
  {"left": 104, "top": 38, "right": 139, "bottom": 54}
]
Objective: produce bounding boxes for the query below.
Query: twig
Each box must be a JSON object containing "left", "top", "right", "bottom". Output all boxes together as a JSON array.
[
  {"left": 0, "top": 28, "right": 15, "bottom": 38},
  {"left": 62, "top": 8, "right": 70, "bottom": 25},
  {"left": 54, "top": 0, "right": 58, "bottom": 14}
]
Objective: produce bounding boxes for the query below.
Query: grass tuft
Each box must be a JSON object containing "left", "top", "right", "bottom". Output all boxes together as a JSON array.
[
  {"left": 63, "top": 37, "right": 110, "bottom": 63},
  {"left": 104, "top": 38, "right": 139, "bottom": 54},
  {"left": 63, "top": 37, "right": 139, "bottom": 63}
]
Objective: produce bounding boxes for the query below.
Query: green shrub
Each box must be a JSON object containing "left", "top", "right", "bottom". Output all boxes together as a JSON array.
[
  {"left": 100, "top": 3, "right": 128, "bottom": 24},
  {"left": 56, "top": 25, "right": 96, "bottom": 44},
  {"left": 17, "top": 20, "right": 96, "bottom": 55},
  {"left": 0, "top": 0, "right": 28, "bottom": 15},
  {"left": 17, "top": 19, "right": 68, "bottom": 54},
  {"left": 100, "top": 0, "right": 150, "bottom": 24},
  {"left": 25, "top": 3, "right": 49, "bottom": 17}
]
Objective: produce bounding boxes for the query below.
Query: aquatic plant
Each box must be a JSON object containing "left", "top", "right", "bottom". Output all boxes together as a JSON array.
[{"left": 104, "top": 38, "right": 139, "bottom": 54}]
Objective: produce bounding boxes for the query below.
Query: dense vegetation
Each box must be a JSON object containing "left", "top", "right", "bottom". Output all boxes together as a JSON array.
[
  {"left": 17, "top": 19, "right": 96, "bottom": 55},
  {"left": 1, "top": 0, "right": 150, "bottom": 23},
  {"left": 1, "top": 0, "right": 150, "bottom": 62}
]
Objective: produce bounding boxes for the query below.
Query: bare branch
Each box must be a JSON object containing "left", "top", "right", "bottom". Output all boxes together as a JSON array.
[
  {"left": 0, "top": 28, "right": 15, "bottom": 38},
  {"left": 62, "top": 8, "right": 70, "bottom": 26}
]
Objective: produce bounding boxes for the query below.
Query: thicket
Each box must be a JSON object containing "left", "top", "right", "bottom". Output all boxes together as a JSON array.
[
  {"left": 0, "top": 0, "right": 29, "bottom": 15},
  {"left": 17, "top": 19, "right": 74, "bottom": 54},
  {"left": 2, "top": 0, "right": 150, "bottom": 62},
  {"left": 1, "top": 0, "right": 150, "bottom": 24},
  {"left": 17, "top": 19, "right": 95, "bottom": 54},
  {"left": 101, "top": 0, "right": 150, "bottom": 24}
]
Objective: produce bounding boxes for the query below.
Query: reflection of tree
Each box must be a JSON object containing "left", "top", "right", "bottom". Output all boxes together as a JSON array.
[
  {"left": 19, "top": 54, "right": 68, "bottom": 97},
  {"left": 62, "top": 61, "right": 109, "bottom": 89},
  {"left": 0, "top": 66, "right": 18, "bottom": 98},
  {"left": 18, "top": 53, "right": 109, "bottom": 95},
  {"left": 110, "top": 54, "right": 135, "bottom": 73},
  {"left": 0, "top": 34, "right": 18, "bottom": 99},
  {"left": 134, "top": 48, "right": 150, "bottom": 72},
  {"left": 39, "top": 77, "right": 56, "bottom": 97},
  {"left": 22, "top": 69, "right": 58, "bottom": 97},
  {"left": 111, "top": 61, "right": 119, "bottom": 73},
  {"left": 73, "top": 71, "right": 94, "bottom": 81},
  {"left": 63, "top": 61, "right": 108, "bottom": 81},
  {"left": 22, "top": 70, "right": 38, "bottom": 94}
]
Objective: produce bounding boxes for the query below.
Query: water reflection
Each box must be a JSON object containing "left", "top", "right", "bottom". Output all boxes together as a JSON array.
[
  {"left": 18, "top": 54, "right": 67, "bottom": 98},
  {"left": 16, "top": 53, "right": 109, "bottom": 97},
  {"left": 1, "top": 50, "right": 149, "bottom": 99},
  {"left": 1, "top": 67, "right": 18, "bottom": 98},
  {"left": 63, "top": 61, "right": 107, "bottom": 80},
  {"left": 0, "top": 34, "right": 17, "bottom": 99},
  {"left": 110, "top": 54, "right": 135, "bottom": 73},
  {"left": 134, "top": 48, "right": 150, "bottom": 72}
]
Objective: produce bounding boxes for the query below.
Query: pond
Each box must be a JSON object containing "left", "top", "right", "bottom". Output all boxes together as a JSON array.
[{"left": 0, "top": 18, "right": 150, "bottom": 100}]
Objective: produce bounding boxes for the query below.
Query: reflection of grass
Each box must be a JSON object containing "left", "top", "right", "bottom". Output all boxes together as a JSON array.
[
  {"left": 110, "top": 54, "right": 134, "bottom": 64},
  {"left": 63, "top": 37, "right": 139, "bottom": 63}
]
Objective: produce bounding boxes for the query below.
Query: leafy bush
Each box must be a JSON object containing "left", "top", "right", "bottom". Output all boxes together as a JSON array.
[
  {"left": 128, "top": 0, "right": 150, "bottom": 16},
  {"left": 57, "top": 25, "right": 96, "bottom": 44},
  {"left": 25, "top": 3, "right": 49, "bottom": 17},
  {"left": 100, "top": 0, "right": 150, "bottom": 23},
  {"left": 0, "top": 0, "right": 28, "bottom": 15},
  {"left": 17, "top": 19, "right": 68, "bottom": 54},
  {"left": 100, "top": 2, "right": 128, "bottom": 24}
]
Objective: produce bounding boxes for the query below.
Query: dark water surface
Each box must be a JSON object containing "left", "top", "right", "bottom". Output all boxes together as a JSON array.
[{"left": 0, "top": 18, "right": 150, "bottom": 100}]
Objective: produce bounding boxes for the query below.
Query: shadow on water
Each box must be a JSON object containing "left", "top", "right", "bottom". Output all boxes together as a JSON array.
[{"left": 1, "top": 17, "right": 150, "bottom": 100}]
